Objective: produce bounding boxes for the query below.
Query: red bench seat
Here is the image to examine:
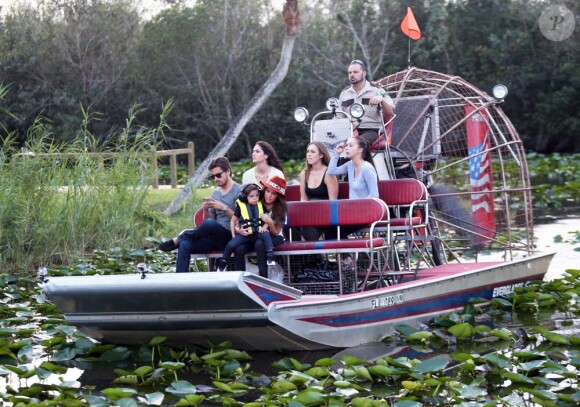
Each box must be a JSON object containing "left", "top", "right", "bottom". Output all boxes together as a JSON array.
[
  {"left": 276, "top": 237, "right": 386, "bottom": 252},
  {"left": 285, "top": 182, "right": 349, "bottom": 202},
  {"left": 188, "top": 198, "right": 389, "bottom": 261}
]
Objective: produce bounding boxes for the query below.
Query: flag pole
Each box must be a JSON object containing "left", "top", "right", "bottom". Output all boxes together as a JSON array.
[{"left": 408, "top": 37, "right": 411, "bottom": 68}]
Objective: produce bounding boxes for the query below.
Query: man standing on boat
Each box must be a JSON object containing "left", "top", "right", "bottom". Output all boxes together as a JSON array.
[
  {"left": 158, "top": 156, "right": 242, "bottom": 273},
  {"left": 338, "top": 59, "right": 395, "bottom": 144}
]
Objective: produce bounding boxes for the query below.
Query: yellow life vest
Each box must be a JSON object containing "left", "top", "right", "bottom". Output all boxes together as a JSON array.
[{"left": 236, "top": 200, "right": 264, "bottom": 235}]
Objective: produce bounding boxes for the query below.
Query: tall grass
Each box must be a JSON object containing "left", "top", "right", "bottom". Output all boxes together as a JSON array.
[{"left": 0, "top": 96, "right": 174, "bottom": 274}]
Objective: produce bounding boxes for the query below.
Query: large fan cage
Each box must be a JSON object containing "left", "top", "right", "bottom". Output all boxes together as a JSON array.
[{"left": 375, "top": 68, "right": 534, "bottom": 258}]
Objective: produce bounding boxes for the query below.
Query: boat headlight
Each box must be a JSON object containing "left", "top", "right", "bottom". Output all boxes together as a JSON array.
[
  {"left": 492, "top": 84, "right": 508, "bottom": 100},
  {"left": 349, "top": 103, "right": 365, "bottom": 119},
  {"left": 294, "top": 107, "right": 309, "bottom": 123},
  {"left": 325, "top": 97, "right": 339, "bottom": 111}
]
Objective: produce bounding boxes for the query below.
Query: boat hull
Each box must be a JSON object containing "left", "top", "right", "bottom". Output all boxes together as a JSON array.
[
  {"left": 268, "top": 253, "right": 553, "bottom": 348},
  {"left": 43, "top": 252, "right": 553, "bottom": 351}
]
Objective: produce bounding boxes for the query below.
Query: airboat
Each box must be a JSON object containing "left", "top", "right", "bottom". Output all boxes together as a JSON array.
[{"left": 43, "top": 68, "right": 554, "bottom": 351}]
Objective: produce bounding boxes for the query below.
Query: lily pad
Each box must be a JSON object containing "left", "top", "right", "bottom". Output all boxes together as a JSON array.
[
  {"left": 101, "top": 387, "right": 138, "bottom": 401},
  {"left": 165, "top": 380, "right": 197, "bottom": 396},
  {"left": 414, "top": 357, "right": 449, "bottom": 374}
]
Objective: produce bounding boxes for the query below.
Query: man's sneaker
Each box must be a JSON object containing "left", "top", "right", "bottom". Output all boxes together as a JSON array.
[
  {"left": 158, "top": 239, "right": 177, "bottom": 252},
  {"left": 217, "top": 258, "right": 228, "bottom": 272},
  {"left": 266, "top": 252, "right": 276, "bottom": 266}
]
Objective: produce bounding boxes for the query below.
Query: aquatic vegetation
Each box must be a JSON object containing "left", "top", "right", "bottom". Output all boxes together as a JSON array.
[
  {"left": 553, "top": 231, "right": 580, "bottom": 253},
  {"left": 528, "top": 153, "right": 580, "bottom": 209},
  {"left": 0, "top": 247, "right": 578, "bottom": 405}
]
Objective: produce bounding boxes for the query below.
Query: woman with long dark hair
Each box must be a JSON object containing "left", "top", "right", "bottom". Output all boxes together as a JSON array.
[
  {"left": 328, "top": 137, "right": 378, "bottom": 198},
  {"left": 242, "top": 141, "right": 285, "bottom": 186},
  {"left": 232, "top": 175, "right": 288, "bottom": 278},
  {"left": 328, "top": 137, "right": 379, "bottom": 264}
]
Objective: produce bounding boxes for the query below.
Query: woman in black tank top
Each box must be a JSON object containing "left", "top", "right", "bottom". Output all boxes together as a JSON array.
[
  {"left": 305, "top": 169, "right": 330, "bottom": 200},
  {"left": 298, "top": 142, "right": 339, "bottom": 241}
]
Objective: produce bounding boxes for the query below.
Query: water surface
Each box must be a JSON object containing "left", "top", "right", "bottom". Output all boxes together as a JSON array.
[{"left": 534, "top": 215, "right": 579, "bottom": 280}]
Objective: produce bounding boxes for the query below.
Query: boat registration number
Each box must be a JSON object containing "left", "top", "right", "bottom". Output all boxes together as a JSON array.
[{"left": 371, "top": 294, "right": 404, "bottom": 309}]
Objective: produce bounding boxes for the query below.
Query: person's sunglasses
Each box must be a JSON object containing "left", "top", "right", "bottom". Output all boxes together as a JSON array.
[
  {"left": 209, "top": 171, "right": 225, "bottom": 179},
  {"left": 350, "top": 59, "right": 366, "bottom": 69}
]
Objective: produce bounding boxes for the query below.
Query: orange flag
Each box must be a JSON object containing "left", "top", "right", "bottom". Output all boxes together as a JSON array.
[{"left": 400, "top": 7, "right": 421, "bottom": 40}]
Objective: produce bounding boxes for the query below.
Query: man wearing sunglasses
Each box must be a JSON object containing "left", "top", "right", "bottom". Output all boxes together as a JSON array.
[
  {"left": 158, "top": 156, "right": 242, "bottom": 272},
  {"left": 338, "top": 59, "right": 395, "bottom": 144}
]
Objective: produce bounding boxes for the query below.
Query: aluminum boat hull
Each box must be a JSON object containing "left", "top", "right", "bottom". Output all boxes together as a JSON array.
[{"left": 43, "top": 252, "right": 553, "bottom": 350}]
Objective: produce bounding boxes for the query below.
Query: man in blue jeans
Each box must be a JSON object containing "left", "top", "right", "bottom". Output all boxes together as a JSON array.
[{"left": 158, "top": 156, "right": 242, "bottom": 272}]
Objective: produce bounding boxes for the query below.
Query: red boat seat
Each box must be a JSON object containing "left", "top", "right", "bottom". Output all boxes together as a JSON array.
[
  {"left": 370, "top": 113, "right": 396, "bottom": 151},
  {"left": 285, "top": 182, "right": 350, "bottom": 202},
  {"left": 375, "top": 178, "right": 431, "bottom": 278},
  {"left": 281, "top": 198, "right": 388, "bottom": 252},
  {"left": 285, "top": 198, "right": 386, "bottom": 229},
  {"left": 193, "top": 207, "right": 205, "bottom": 227},
  {"left": 278, "top": 198, "right": 390, "bottom": 293},
  {"left": 378, "top": 179, "right": 428, "bottom": 231},
  {"left": 275, "top": 237, "right": 386, "bottom": 252},
  {"left": 337, "top": 182, "right": 349, "bottom": 199},
  {"left": 285, "top": 184, "right": 301, "bottom": 202},
  {"left": 186, "top": 198, "right": 390, "bottom": 284},
  {"left": 378, "top": 178, "right": 426, "bottom": 206}
]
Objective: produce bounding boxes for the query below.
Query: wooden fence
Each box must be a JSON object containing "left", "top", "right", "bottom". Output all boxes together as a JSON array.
[
  {"left": 151, "top": 142, "right": 195, "bottom": 189},
  {"left": 32, "top": 142, "right": 195, "bottom": 189}
]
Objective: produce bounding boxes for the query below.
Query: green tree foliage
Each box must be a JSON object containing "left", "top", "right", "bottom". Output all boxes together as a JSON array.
[
  {"left": 0, "top": 0, "right": 142, "bottom": 142},
  {"left": 0, "top": 0, "right": 578, "bottom": 157},
  {"left": 131, "top": 0, "right": 291, "bottom": 158},
  {"left": 416, "top": 0, "right": 579, "bottom": 153}
]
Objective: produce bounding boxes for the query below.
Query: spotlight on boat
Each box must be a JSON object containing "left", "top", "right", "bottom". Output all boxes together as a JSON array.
[
  {"left": 37, "top": 266, "right": 48, "bottom": 282},
  {"left": 137, "top": 263, "right": 153, "bottom": 279},
  {"left": 349, "top": 103, "right": 365, "bottom": 119},
  {"left": 493, "top": 84, "right": 508, "bottom": 100},
  {"left": 325, "top": 97, "right": 339, "bottom": 111},
  {"left": 294, "top": 107, "right": 309, "bottom": 123}
]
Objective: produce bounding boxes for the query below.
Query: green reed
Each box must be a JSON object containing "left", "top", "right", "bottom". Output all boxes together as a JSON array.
[{"left": 0, "top": 98, "right": 173, "bottom": 274}]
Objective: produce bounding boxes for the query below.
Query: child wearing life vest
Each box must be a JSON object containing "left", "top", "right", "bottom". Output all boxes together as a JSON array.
[{"left": 218, "top": 183, "right": 274, "bottom": 272}]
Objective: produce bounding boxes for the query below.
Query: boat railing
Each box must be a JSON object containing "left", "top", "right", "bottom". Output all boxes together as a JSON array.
[{"left": 187, "top": 178, "right": 449, "bottom": 294}]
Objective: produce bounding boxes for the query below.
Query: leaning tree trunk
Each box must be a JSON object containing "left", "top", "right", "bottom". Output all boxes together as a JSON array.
[{"left": 164, "top": 0, "right": 300, "bottom": 215}]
